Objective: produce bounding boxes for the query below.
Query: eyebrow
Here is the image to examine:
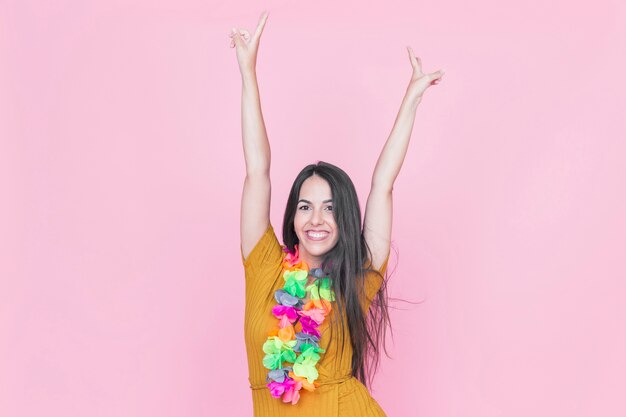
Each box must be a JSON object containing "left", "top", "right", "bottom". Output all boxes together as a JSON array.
[{"left": 298, "top": 199, "right": 333, "bottom": 204}]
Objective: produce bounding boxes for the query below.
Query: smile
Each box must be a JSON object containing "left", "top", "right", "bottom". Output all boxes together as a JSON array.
[{"left": 306, "top": 231, "right": 329, "bottom": 241}]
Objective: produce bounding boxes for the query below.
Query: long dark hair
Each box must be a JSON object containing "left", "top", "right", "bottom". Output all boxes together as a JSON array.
[{"left": 282, "top": 161, "right": 392, "bottom": 388}]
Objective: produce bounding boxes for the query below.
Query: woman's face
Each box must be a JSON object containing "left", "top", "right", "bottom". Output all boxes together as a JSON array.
[{"left": 293, "top": 175, "right": 339, "bottom": 267}]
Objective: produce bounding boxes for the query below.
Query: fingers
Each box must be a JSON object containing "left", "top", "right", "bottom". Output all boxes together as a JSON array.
[
  {"left": 429, "top": 70, "right": 445, "bottom": 85},
  {"left": 228, "top": 11, "right": 268, "bottom": 48},
  {"left": 239, "top": 29, "right": 251, "bottom": 41},
  {"left": 407, "top": 46, "right": 424, "bottom": 77},
  {"left": 254, "top": 11, "right": 269, "bottom": 41},
  {"left": 229, "top": 28, "right": 250, "bottom": 48},
  {"left": 229, "top": 28, "right": 241, "bottom": 48},
  {"left": 229, "top": 30, "right": 235, "bottom": 48},
  {"left": 407, "top": 46, "right": 414, "bottom": 64},
  {"left": 407, "top": 46, "right": 445, "bottom": 86},
  {"left": 431, "top": 69, "right": 445, "bottom": 80},
  {"left": 407, "top": 46, "right": 420, "bottom": 66}
]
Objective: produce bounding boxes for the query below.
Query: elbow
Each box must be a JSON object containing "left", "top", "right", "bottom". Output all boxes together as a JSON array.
[
  {"left": 245, "top": 160, "right": 271, "bottom": 178},
  {"left": 370, "top": 181, "right": 394, "bottom": 195}
]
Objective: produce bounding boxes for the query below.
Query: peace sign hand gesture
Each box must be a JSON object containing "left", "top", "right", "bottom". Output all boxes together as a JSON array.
[
  {"left": 405, "top": 46, "right": 444, "bottom": 103},
  {"left": 229, "top": 11, "right": 269, "bottom": 76}
]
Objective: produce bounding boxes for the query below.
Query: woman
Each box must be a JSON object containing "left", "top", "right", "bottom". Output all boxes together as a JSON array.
[{"left": 230, "top": 11, "right": 444, "bottom": 416}]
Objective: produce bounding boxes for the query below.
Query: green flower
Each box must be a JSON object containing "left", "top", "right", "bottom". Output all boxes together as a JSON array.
[
  {"left": 283, "top": 270, "right": 308, "bottom": 298},
  {"left": 306, "top": 283, "right": 320, "bottom": 300},
  {"left": 293, "top": 358, "right": 319, "bottom": 383},
  {"left": 298, "top": 344, "right": 323, "bottom": 362},
  {"left": 262, "top": 337, "right": 297, "bottom": 370},
  {"left": 306, "top": 278, "right": 335, "bottom": 301},
  {"left": 318, "top": 277, "right": 335, "bottom": 301}
]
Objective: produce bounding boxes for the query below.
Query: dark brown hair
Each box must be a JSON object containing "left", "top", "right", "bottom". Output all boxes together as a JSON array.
[{"left": 282, "top": 160, "right": 393, "bottom": 388}]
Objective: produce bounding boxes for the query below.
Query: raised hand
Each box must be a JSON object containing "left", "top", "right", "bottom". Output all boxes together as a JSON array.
[
  {"left": 405, "top": 46, "right": 444, "bottom": 103},
  {"left": 229, "top": 11, "right": 269, "bottom": 76}
]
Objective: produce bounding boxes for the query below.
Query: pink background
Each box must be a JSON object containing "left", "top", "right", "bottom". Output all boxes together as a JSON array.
[{"left": 1, "top": 1, "right": 625, "bottom": 416}]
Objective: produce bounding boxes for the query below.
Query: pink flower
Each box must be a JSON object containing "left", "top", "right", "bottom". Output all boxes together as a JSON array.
[
  {"left": 267, "top": 377, "right": 294, "bottom": 398},
  {"left": 267, "top": 376, "right": 303, "bottom": 404},
  {"left": 298, "top": 307, "right": 326, "bottom": 324},
  {"left": 282, "top": 244, "right": 307, "bottom": 270},
  {"left": 272, "top": 305, "right": 299, "bottom": 327},
  {"left": 282, "top": 380, "right": 303, "bottom": 404}
]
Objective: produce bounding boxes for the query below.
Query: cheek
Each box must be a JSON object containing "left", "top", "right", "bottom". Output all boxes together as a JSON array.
[{"left": 293, "top": 214, "right": 304, "bottom": 231}]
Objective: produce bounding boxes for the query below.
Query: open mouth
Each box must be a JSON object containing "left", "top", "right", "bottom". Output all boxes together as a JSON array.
[{"left": 306, "top": 230, "right": 329, "bottom": 241}]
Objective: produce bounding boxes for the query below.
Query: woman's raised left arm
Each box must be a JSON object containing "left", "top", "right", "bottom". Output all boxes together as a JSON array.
[{"left": 363, "top": 47, "right": 444, "bottom": 269}]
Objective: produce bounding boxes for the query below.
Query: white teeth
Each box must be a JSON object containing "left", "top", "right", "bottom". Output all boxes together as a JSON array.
[{"left": 307, "top": 232, "right": 328, "bottom": 238}]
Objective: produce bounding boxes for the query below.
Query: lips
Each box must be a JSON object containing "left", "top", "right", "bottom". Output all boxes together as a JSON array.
[{"left": 305, "top": 230, "right": 330, "bottom": 241}]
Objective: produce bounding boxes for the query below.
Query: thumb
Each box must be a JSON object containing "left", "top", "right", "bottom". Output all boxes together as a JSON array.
[{"left": 430, "top": 69, "right": 445, "bottom": 80}]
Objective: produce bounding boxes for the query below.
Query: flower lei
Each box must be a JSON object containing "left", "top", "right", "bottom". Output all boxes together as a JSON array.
[{"left": 262, "top": 244, "right": 336, "bottom": 405}]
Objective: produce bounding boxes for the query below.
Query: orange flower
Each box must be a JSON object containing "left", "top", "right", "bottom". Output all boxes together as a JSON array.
[
  {"left": 278, "top": 324, "right": 295, "bottom": 342},
  {"left": 303, "top": 299, "right": 332, "bottom": 314},
  {"left": 281, "top": 245, "right": 308, "bottom": 271}
]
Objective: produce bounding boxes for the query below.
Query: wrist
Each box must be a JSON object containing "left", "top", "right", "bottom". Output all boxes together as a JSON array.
[
  {"left": 242, "top": 70, "right": 257, "bottom": 85},
  {"left": 404, "top": 90, "right": 422, "bottom": 108}
]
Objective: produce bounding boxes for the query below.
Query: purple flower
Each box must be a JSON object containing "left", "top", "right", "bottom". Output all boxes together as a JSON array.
[
  {"left": 294, "top": 332, "right": 320, "bottom": 352},
  {"left": 267, "top": 366, "right": 292, "bottom": 383},
  {"left": 274, "top": 289, "right": 303, "bottom": 309},
  {"left": 299, "top": 316, "right": 321, "bottom": 338}
]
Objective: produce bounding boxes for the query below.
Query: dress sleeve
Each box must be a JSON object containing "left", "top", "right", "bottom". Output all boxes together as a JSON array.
[
  {"left": 363, "top": 252, "right": 390, "bottom": 311},
  {"left": 241, "top": 224, "right": 285, "bottom": 303}
]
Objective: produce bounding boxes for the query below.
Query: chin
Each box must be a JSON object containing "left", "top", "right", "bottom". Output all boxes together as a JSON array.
[
  {"left": 297, "top": 236, "right": 337, "bottom": 258},
  {"left": 306, "top": 246, "right": 332, "bottom": 257},
  {"left": 306, "top": 243, "right": 339, "bottom": 257}
]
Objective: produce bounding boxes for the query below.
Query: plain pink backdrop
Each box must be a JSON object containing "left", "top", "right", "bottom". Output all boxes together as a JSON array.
[{"left": 1, "top": 1, "right": 625, "bottom": 416}]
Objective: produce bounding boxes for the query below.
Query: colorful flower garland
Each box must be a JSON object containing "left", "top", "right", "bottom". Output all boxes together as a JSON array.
[{"left": 262, "top": 244, "right": 336, "bottom": 405}]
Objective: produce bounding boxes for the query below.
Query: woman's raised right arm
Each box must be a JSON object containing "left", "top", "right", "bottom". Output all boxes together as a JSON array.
[{"left": 230, "top": 12, "right": 272, "bottom": 259}]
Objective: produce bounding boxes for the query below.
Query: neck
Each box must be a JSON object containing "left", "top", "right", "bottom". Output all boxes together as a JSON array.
[{"left": 298, "top": 246, "right": 323, "bottom": 270}]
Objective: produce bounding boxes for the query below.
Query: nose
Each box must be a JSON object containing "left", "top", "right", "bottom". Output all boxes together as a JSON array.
[{"left": 310, "top": 208, "right": 324, "bottom": 225}]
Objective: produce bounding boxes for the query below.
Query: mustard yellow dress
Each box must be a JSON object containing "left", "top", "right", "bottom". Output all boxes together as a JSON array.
[{"left": 242, "top": 224, "right": 389, "bottom": 417}]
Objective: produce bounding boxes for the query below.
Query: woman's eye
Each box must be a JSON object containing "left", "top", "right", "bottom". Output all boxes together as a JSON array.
[
  {"left": 298, "top": 206, "right": 309, "bottom": 210},
  {"left": 326, "top": 206, "right": 334, "bottom": 211}
]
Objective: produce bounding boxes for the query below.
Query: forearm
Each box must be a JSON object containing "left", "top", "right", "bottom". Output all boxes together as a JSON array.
[
  {"left": 241, "top": 71, "right": 271, "bottom": 176},
  {"left": 371, "top": 89, "right": 422, "bottom": 190}
]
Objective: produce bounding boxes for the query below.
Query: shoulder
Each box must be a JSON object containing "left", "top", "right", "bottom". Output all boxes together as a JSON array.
[
  {"left": 363, "top": 252, "right": 390, "bottom": 301},
  {"left": 242, "top": 224, "right": 286, "bottom": 306},
  {"left": 364, "top": 251, "right": 390, "bottom": 276},
  {"left": 241, "top": 223, "right": 285, "bottom": 268}
]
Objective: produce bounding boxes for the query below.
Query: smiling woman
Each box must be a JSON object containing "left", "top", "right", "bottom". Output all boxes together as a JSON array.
[
  {"left": 292, "top": 175, "right": 340, "bottom": 267},
  {"left": 231, "top": 10, "right": 443, "bottom": 417}
]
